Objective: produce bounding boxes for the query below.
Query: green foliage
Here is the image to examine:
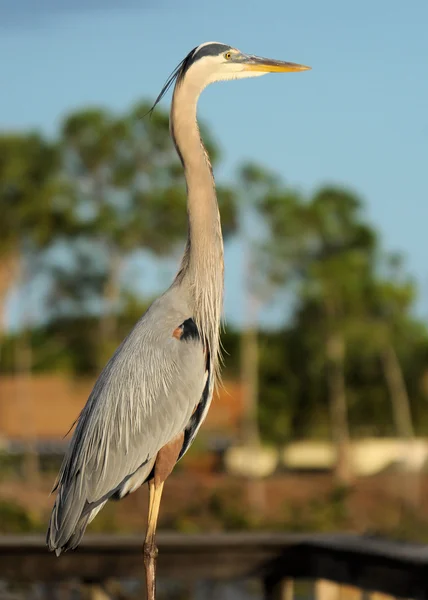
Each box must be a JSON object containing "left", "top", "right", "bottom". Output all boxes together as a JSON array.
[
  {"left": 207, "top": 489, "right": 253, "bottom": 530},
  {"left": 280, "top": 486, "right": 350, "bottom": 533},
  {"left": 0, "top": 501, "right": 41, "bottom": 533},
  {"left": 253, "top": 177, "right": 428, "bottom": 446},
  {"left": 85, "top": 502, "right": 119, "bottom": 534},
  {"left": 0, "top": 452, "right": 23, "bottom": 478},
  {"left": 0, "top": 133, "right": 60, "bottom": 252},
  {"left": 165, "top": 484, "right": 254, "bottom": 533}
]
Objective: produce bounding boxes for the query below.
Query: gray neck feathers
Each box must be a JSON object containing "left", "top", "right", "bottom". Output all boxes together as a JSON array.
[{"left": 171, "top": 80, "right": 224, "bottom": 378}]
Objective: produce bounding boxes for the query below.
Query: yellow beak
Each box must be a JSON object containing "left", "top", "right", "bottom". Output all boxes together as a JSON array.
[{"left": 243, "top": 55, "right": 311, "bottom": 73}]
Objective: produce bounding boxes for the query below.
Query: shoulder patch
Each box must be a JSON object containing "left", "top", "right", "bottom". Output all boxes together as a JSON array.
[{"left": 172, "top": 318, "right": 200, "bottom": 341}]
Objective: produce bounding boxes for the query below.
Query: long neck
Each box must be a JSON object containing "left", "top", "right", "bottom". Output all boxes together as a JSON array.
[{"left": 171, "top": 81, "right": 224, "bottom": 373}]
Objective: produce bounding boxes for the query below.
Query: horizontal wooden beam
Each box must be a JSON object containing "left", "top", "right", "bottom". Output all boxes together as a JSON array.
[
  {"left": 0, "top": 532, "right": 293, "bottom": 583},
  {"left": 2, "top": 532, "right": 428, "bottom": 598}
]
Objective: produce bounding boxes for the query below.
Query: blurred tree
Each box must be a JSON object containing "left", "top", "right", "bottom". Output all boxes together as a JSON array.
[
  {"left": 362, "top": 258, "right": 420, "bottom": 505},
  {"left": 235, "top": 163, "right": 279, "bottom": 448},
  {"left": 260, "top": 184, "right": 377, "bottom": 484},
  {"left": 0, "top": 133, "right": 68, "bottom": 334},
  {"left": 363, "top": 259, "right": 416, "bottom": 441},
  {"left": 0, "top": 132, "right": 74, "bottom": 482}
]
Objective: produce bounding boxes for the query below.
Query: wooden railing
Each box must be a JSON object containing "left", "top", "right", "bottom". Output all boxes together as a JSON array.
[{"left": 1, "top": 532, "right": 428, "bottom": 599}]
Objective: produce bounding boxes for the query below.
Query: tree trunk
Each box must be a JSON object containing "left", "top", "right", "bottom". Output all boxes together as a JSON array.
[
  {"left": 241, "top": 324, "right": 261, "bottom": 447},
  {"left": 380, "top": 342, "right": 414, "bottom": 439},
  {"left": 240, "top": 233, "right": 261, "bottom": 449},
  {"left": 0, "top": 251, "right": 20, "bottom": 337},
  {"left": 0, "top": 252, "right": 20, "bottom": 441},
  {"left": 325, "top": 327, "right": 353, "bottom": 485},
  {"left": 240, "top": 321, "right": 266, "bottom": 514},
  {"left": 380, "top": 341, "right": 418, "bottom": 508},
  {"left": 240, "top": 244, "right": 264, "bottom": 514},
  {"left": 15, "top": 331, "right": 40, "bottom": 486},
  {"left": 15, "top": 255, "right": 40, "bottom": 487}
]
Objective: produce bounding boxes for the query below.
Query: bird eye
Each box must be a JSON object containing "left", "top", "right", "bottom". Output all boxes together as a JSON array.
[{"left": 224, "top": 52, "right": 232, "bottom": 60}]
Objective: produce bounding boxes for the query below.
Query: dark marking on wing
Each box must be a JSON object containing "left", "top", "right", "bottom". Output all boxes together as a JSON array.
[
  {"left": 178, "top": 356, "right": 211, "bottom": 460},
  {"left": 172, "top": 318, "right": 200, "bottom": 341},
  {"left": 181, "top": 318, "right": 200, "bottom": 340}
]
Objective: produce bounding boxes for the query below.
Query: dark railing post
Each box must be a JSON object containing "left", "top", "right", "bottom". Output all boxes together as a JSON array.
[{"left": 263, "top": 576, "right": 293, "bottom": 600}]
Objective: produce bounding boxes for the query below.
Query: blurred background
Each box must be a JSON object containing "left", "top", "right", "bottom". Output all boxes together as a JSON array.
[{"left": 1, "top": 0, "right": 428, "bottom": 597}]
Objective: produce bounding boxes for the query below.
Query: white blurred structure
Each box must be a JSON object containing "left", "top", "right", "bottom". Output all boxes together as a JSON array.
[
  {"left": 224, "top": 445, "right": 279, "bottom": 478},
  {"left": 223, "top": 438, "right": 428, "bottom": 478},
  {"left": 281, "top": 438, "right": 428, "bottom": 476}
]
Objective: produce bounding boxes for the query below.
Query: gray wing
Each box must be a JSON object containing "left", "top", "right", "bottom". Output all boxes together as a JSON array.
[{"left": 47, "top": 290, "right": 207, "bottom": 553}]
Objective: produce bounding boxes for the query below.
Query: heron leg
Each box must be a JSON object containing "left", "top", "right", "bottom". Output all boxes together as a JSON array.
[{"left": 143, "top": 480, "right": 164, "bottom": 600}]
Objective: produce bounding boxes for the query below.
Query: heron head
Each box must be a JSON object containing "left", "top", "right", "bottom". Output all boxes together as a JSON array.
[
  {"left": 150, "top": 42, "right": 310, "bottom": 112},
  {"left": 182, "top": 42, "right": 311, "bottom": 86}
]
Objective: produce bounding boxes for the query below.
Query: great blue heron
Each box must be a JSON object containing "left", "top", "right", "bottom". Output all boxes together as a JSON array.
[{"left": 47, "top": 42, "right": 310, "bottom": 599}]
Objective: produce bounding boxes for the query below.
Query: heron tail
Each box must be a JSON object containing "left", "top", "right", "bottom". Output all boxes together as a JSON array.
[{"left": 46, "top": 472, "right": 90, "bottom": 555}]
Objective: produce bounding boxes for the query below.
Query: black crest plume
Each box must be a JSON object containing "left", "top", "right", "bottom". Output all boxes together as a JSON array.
[{"left": 148, "top": 47, "right": 198, "bottom": 116}]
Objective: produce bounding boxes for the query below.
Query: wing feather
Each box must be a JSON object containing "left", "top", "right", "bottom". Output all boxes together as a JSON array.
[{"left": 47, "top": 290, "right": 207, "bottom": 553}]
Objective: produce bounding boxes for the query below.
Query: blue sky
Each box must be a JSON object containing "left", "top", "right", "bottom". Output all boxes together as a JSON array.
[{"left": 1, "top": 0, "right": 427, "bottom": 328}]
